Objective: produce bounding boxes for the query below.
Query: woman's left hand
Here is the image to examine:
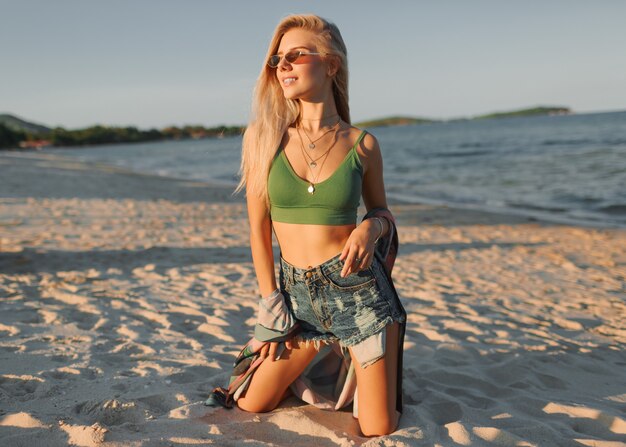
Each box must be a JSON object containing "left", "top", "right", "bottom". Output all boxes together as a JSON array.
[{"left": 339, "top": 219, "right": 378, "bottom": 277}]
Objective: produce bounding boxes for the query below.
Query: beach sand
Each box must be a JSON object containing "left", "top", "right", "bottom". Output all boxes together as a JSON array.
[{"left": 1, "top": 151, "right": 624, "bottom": 446}]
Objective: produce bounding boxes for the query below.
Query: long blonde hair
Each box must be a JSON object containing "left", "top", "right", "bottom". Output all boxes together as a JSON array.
[{"left": 233, "top": 14, "right": 350, "bottom": 208}]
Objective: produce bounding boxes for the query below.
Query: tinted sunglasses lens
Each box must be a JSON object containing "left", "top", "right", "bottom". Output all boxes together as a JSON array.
[
  {"left": 268, "top": 55, "right": 281, "bottom": 67},
  {"left": 268, "top": 51, "right": 306, "bottom": 67},
  {"left": 285, "top": 51, "right": 301, "bottom": 63}
]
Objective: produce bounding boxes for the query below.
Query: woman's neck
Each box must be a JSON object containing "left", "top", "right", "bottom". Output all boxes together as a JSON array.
[
  {"left": 298, "top": 96, "right": 339, "bottom": 133},
  {"left": 298, "top": 114, "right": 340, "bottom": 133}
]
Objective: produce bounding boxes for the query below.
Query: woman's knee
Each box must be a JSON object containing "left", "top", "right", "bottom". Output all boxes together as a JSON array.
[
  {"left": 359, "top": 412, "right": 399, "bottom": 437},
  {"left": 236, "top": 396, "right": 276, "bottom": 413}
]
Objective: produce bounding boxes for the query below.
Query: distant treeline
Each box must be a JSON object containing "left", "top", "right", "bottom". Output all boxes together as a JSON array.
[
  {"left": 1, "top": 105, "right": 573, "bottom": 149},
  {"left": 355, "top": 107, "right": 572, "bottom": 129},
  {"left": 473, "top": 106, "right": 571, "bottom": 120},
  {"left": 0, "top": 122, "right": 244, "bottom": 149},
  {"left": 355, "top": 116, "right": 435, "bottom": 128},
  {"left": 0, "top": 123, "right": 26, "bottom": 148}
]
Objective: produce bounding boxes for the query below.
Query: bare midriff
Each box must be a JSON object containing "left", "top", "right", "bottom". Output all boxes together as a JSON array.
[{"left": 272, "top": 221, "right": 356, "bottom": 269}]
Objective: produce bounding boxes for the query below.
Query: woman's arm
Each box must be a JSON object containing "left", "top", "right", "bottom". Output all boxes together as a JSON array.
[
  {"left": 361, "top": 132, "right": 389, "bottom": 229},
  {"left": 246, "top": 188, "right": 277, "bottom": 298},
  {"left": 246, "top": 185, "right": 297, "bottom": 358},
  {"left": 340, "top": 131, "right": 390, "bottom": 277}
]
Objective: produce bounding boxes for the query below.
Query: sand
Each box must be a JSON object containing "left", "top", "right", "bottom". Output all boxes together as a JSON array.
[{"left": 0, "top": 151, "right": 624, "bottom": 447}]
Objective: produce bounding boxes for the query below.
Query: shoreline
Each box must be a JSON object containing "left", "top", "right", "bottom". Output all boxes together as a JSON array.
[
  {"left": 1, "top": 149, "right": 624, "bottom": 446},
  {"left": 2, "top": 150, "right": 622, "bottom": 231}
]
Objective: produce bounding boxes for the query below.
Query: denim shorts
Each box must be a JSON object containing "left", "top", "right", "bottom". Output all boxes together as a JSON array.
[{"left": 278, "top": 251, "right": 406, "bottom": 357}]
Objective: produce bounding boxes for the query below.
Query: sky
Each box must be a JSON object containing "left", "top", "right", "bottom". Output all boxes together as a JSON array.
[{"left": 1, "top": 0, "right": 625, "bottom": 130}]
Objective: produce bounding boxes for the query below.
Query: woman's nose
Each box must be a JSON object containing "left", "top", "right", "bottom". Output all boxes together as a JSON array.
[{"left": 277, "top": 57, "right": 291, "bottom": 71}]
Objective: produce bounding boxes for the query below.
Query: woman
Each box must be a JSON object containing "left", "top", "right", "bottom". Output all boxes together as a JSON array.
[{"left": 230, "top": 14, "right": 406, "bottom": 437}]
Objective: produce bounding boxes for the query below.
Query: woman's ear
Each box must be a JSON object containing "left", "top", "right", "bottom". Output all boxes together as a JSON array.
[{"left": 327, "top": 55, "right": 339, "bottom": 77}]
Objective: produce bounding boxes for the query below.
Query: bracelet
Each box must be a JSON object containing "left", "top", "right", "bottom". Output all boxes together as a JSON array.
[{"left": 373, "top": 217, "right": 384, "bottom": 244}]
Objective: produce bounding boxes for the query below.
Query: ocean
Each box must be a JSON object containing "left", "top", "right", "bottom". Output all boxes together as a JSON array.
[{"left": 50, "top": 110, "right": 626, "bottom": 228}]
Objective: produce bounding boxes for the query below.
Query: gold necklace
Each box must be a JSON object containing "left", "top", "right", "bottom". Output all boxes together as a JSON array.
[
  {"left": 300, "top": 118, "right": 341, "bottom": 149},
  {"left": 297, "top": 128, "right": 335, "bottom": 194},
  {"left": 296, "top": 126, "right": 339, "bottom": 168},
  {"left": 299, "top": 113, "right": 339, "bottom": 122}
]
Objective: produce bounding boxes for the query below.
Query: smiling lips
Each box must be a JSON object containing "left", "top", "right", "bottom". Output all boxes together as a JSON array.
[{"left": 283, "top": 77, "right": 297, "bottom": 86}]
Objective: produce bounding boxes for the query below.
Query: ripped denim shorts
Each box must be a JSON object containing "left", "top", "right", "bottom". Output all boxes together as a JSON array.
[{"left": 278, "top": 251, "right": 406, "bottom": 366}]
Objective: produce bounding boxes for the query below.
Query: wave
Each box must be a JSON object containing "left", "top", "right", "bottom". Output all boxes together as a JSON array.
[
  {"left": 505, "top": 202, "right": 568, "bottom": 213},
  {"left": 386, "top": 192, "right": 626, "bottom": 229},
  {"left": 602, "top": 138, "right": 626, "bottom": 146},
  {"left": 434, "top": 150, "right": 492, "bottom": 158},
  {"left": 541, "top": 138, "right": 593, "bottom": 146},
  {"left": 541, "top": 137, "right": 626, "bottom": 146},
  {"left": 596, "top": 204, "right": 626, "bottom": 215},
  {"left": 459, "top": 142, "right": 489, "bottom": 148}
]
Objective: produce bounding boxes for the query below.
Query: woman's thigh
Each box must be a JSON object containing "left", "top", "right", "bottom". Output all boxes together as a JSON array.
[
  {"left": 348, "top": 320, "right": 400, "bottom": 437},
  {"left": 236, "top": 337, "right": 320, "bottom": 413}
]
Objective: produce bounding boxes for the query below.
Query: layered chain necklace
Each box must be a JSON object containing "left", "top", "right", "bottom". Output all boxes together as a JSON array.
[
  {"left": 298, "top": 127, "right": 337, "bottom": 169},
  {"left": 296, "top": 123, "right": 340, "bottom": 194},
  {"left": 300, "top": 117, "right": 340, "bottom": 149}
]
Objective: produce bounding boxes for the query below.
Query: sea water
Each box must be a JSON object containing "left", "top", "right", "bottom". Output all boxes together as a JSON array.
[{"left": 51, "top": 110, "right": 626, "bottom": 228}]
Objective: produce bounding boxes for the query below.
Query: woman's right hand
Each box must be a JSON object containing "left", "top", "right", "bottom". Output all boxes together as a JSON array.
[{"left": 258, "top": 338, "right": 293, "bottom": 361}]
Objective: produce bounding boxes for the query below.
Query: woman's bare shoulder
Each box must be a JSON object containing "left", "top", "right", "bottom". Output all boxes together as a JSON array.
[
  {"left": 348, "top": 126, "right": 381, "bottom": 174},
  {"left": 349, "top": 126, "right": 380, "bottom": 155}
]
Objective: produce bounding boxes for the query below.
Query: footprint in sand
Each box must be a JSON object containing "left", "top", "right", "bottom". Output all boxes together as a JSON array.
[
  {"left": 544, "top": 402, "right": 626, "bottom": 439},
  {"left": 426, "top": 400, "right": 464, "bottom": 425},
  {"left": 0, "top": 375, "right": 44, "bottom": 398},
  {"left": 74, "top": 399, "right": 146, "bottom": 426},
  {"left": 165, "top": 366, "right": 217, "bottom": 385}
]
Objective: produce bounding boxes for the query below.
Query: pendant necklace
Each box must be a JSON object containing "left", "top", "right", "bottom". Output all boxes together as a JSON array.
[
  {"left": 296, "top": 126, "right": 339, "bottom": 168},
  {"left": 300, "top": 118, "right": 341, "bottom": 149},
  {"left": 297, "top": 127, "right": 335, "bottom": 194}
]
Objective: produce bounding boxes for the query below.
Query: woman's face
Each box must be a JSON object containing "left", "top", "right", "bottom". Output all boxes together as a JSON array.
[{"left": 273, "top": 28, "right": 332, "bottom": 101}]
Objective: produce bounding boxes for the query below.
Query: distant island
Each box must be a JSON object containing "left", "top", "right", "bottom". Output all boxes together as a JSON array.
[
  {"left": 1, "top": 105, "right": 572, "bottom": 149},
  {"left": 355, "top": 106, "right": 572, "bottom": 129},
  {"left": 472, "top": 106, "right": 571, "bottom": 120},
  {"left": 354, "top": 116, "right": 436, "bottom": 128}
]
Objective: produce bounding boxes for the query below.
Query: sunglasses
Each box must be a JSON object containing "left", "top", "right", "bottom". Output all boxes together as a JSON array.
[{"left": 267, "top": 50, "right": 324, "bottom": 68}]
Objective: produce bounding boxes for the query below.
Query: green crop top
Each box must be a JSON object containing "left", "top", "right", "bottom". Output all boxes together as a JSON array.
[{"left": 267, "top": 130, "right": 366, "bottom": 225}]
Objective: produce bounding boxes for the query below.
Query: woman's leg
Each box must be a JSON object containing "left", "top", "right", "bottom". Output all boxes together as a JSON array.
[
  {"left": 236, "top": 337, "right": 320, "bottom": 413},
  {"left": 348, "top": 320, "right": 401, "bottom": 437}
]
